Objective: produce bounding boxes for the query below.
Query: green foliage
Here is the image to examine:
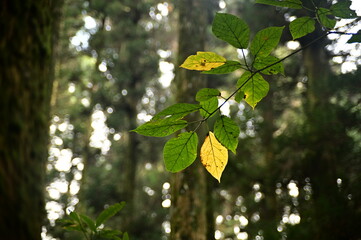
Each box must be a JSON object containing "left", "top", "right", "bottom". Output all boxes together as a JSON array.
[
  {"left": 199, "top": 97, "right": 219, "bottom": 118},
  {"left": 317, "top": 8, "right": 337, "bottom": 29},
  {"left": 255, "top": 0, "right": 302, "bottom": 9},
  {"left": 132, "top": 119, "right": 188, "bottom": 137},
  {"left": 202, "top": 61, "right": 243, "bottom": 74},
  {"left": 133, "top": 0, "right": 360, "bottom": 181},
  {"left": 152, "top": 103, "right": 201, "bottom": 121},
  {"left": 237, "top": 71, "right": 269, "bottom": 109},
  {"left": 330, "top": 1, "right": 357, "bottom": 19},
  {"left": 163, "top": 132, "right": 198, "bottom": 172},
  {"left": 62, "top": 202, "right": 127, "bottom": 240},
  {"left": 214, "top": 116, "right": 240, "bottom": 154},
  {"left": 196, "top": 88, "right": 221, "bottom": 102},
  {"left": 253, "top": 55, "right": 284, "bottom": 75},
  {"left": 234, "top": 90, "right": 245, "bottom": 103},
  {"left": 250, "top": 26, "right": 285, "bottom": 59},
  {"left": 212, "top": 13, "right": 250, "bottom": 49},
  {"left": 95, "top": 202, "right": 125, "bottom": 227},
  {"left": 347, "top": 30, "right": 361, "bottom": 43},
  {"left": 289, "top": 17, "right": 316, "bottom": 40}
]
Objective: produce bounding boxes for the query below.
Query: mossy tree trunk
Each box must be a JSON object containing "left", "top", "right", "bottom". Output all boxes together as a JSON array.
[
  {"left": 170, "top": 1, "right": 212, "bottom": 239},
  {"left": 0, "top": 1, "right": 62, "bottom": 239}
]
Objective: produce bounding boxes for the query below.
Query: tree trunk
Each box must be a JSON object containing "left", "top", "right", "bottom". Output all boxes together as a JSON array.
[
  {"left": 170, "top": 1, "right": 211, "bottom": 239},
  {"left": 257, "top": 82, "right": 281, "bottom": 240},
  {"left": 121, "top": 100, "right": 140, "bottom": 235},
  {"left": 0, "top": 1, "right": 62, "bottom": 239},
  {"left": 300, "top": 25, "right": 358, "bottom": 240}
]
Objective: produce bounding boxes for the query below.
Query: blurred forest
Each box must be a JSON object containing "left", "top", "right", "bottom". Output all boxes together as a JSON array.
[{"left": 1, "top": 0, "right": 361, "bottom": 240}]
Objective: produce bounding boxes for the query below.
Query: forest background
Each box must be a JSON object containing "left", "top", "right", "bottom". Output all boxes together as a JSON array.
[{"left": 0, "top": 0, "right": 360, "bottom": 240}]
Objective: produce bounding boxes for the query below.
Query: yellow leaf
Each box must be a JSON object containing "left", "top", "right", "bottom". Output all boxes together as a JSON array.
[
  {"left": 200, "top": 131, "right": 228, "bottom": 182},
  {"left": 180, "top": 52, "right": 226, "bottom": 71}
]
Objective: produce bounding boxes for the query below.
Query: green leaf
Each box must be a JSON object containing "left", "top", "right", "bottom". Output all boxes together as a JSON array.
[
  {"left": 123, "top": 232, "right": 129, "bottom": 240},
  {"left": 180, "top": 52, "right": 226, "bottom": 71},
  {"left": 64, "top": 212, "right": 84, "bottom": 232},
  {"left": 96, "top": 202, "right": 126, "bottom": 227},
  {"left": 347, "top": 30, "right": 361, "bottom": 43},
  {"left": 289, "top": 16, "right": 316, "bottom": 40},
  {"left": 152, "top": 103, "right": 201, "bottom": 121},
  {"left": 200, "top": 97, "right": 219, "bottom": 118},
  {"left": 196, "top": 88, "right": 221, "bottom": 102},
  {"left": 253, "top": 55, "right": 284, "bottom": 75},
  {"left": 63, "top": 225, "right": 83, "bottom": 232},
  {"left": 69, "top": 212, "right": 81, "bottom": 223},
  {"left": 212, "top": 13, "right": 250, "bottom": 49},
  {"left": 61, "top": 218, "right": 83, "bottom": 232},
  {"left": 202, "top": 61, "right": 242, "bottom": 74},
  {"left": 255, "top": 0, "right": 302, "bottom": 9},
  {"left": 237, "top": 71, "right": 269, "bottom": 108},
  {"left": 163, "top": 132, "right": 198, "bottom": 172},
  {"left": 79, "top": 214, "right": 96, "bottom": 232},
  {"left": 98, "top": 229, "right": 123, "bottom": 238},
  {"left": 331, "top": 1, "right": 357, "bottom": 19},
  {"left": 234, "top": 90, "right": 245, "bottom": 103},
  {"left": 250, "top": 26, "right": 284, "bottom": 59},
  {"left": 214, "top": 116, "right": 240, "bottom": 154},
  {"left": 132, "top": 119, "right": 187, "bottom": 137},
  {"left": 317, "top": 8, "right": 337, "bottom": 29}
]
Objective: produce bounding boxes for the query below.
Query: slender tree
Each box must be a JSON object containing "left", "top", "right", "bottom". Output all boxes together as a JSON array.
[{"left": 170, "top": 1, "right": 212, "bottom": 239}]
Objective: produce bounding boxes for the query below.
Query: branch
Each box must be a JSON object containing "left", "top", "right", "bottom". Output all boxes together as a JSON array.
[{"left": 328, "top": 31, "right": 360, "bottom": 36}]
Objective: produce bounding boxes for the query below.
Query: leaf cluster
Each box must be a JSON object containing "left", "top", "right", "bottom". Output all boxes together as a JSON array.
[
  {"left": 133, "top": 0, "right": 360, "bottom": 182},
  {"left": 61, "top": 202, "right": 128, "bottom": 240}
]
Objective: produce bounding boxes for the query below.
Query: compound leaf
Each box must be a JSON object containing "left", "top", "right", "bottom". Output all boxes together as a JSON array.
[
  {"left": 250, "top": 26, "right": 284, "bottom": 59},
  {"left": 212, "top": 13, "right": 250, "bottom": 49},
  {"left": 163, "top": 132, "right": 198, "bottom": 172},
  {"left": 331, "top": 1, "right": 357, "bottom": 19},
  {"left": 289, "top": 16, "right": 316, "bottom": 39},
  {"left": 152, "top": 103, "right": 201, "bottom": 121},
  {"left": 196, "top": 88, "right": 221, "bottom": 102},
  {"left": 214, "top": 116, "right": 240, "bottom": 154},
  {"left": 133, "top": 119, "right": 187, "bottom": 137},
  {"left": 317, "top": 8, "right": 337, "bottom": 29},
  {"left": 255, "top": 0, "right": 302, "bottom": 9},
  {"left": 202, "top": 61, "right": 242, "bottom": 74},
  {"left": 180, "top": 52, "right": 226, "bottom": 71},
  {"left": 200, "top": 131, "right": 228, "bottom": 182},
  {"left": 253, "top": 55, "right": 284, "bottom": 75},
  {"left": 237, "top": 71, "right": 269, "bottom": 108},
  {"left": 96, "top": 202, "right": 125, "bottom": 227}
]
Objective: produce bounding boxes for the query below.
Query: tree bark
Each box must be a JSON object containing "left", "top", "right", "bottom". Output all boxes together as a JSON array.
[
  {"left": 0, "top": 1, "right": 62, "bottom": 239},
  {"left": 170, "top": 1, "right": 211, "bottom": 239}
]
